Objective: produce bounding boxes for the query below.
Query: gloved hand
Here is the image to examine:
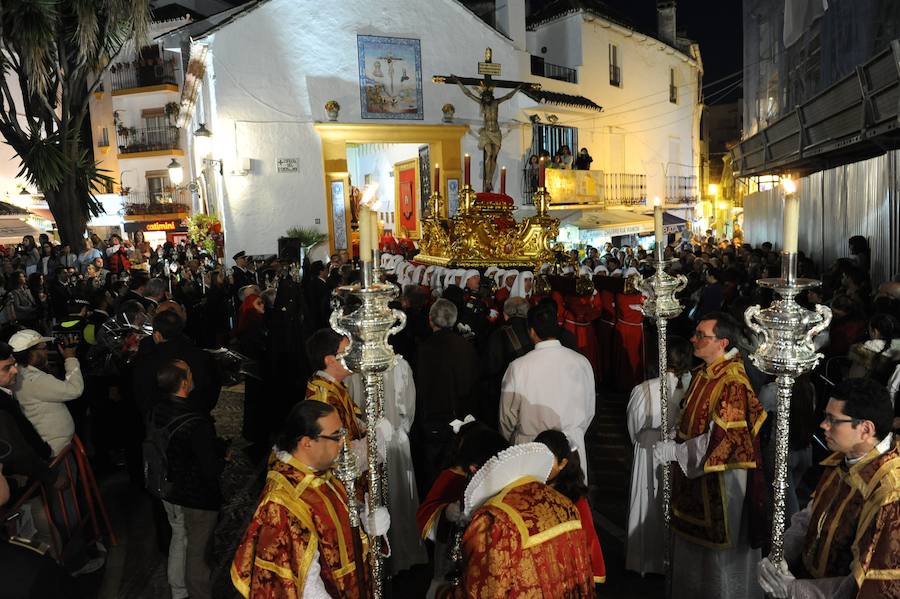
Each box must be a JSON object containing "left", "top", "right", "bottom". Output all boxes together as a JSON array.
[
  {"left": 758, "top": 557, "right": 795, "bottom": 598},
  {"left": 653, "top": 440, "right": 678, "bottom": 464},
  {"left": 375, "top": 418, "right": 392, "bottom": 462},
  {"left": 362, "top": 505, "right": 391, "bottom": 537},
  {"left": 444, "top": 501, "right": 461, "bottom": 523}
]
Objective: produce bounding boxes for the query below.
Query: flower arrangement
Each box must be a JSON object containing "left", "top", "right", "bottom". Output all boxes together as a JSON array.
[{"left": 184, "top": 213, "right": 222, "bottom": 255}]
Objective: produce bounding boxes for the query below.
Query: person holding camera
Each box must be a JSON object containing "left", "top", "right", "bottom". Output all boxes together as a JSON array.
[{"left": 10, "top": 330, "right": 84, "bottom": 456}]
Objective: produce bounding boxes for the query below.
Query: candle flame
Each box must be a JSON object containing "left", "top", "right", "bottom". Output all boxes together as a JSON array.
[
  {"left": 781, "top": 177, "right": 797, "bottom": 195},
  {"left": 653, "top": 196, "right": 661, "bottom": 207},
  {"left": 361, "top": 182, "right": 380, "bottom": 208}
]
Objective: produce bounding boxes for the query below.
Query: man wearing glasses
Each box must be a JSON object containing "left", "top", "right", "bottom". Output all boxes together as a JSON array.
[
  {"left": 654, "top": 312, "right": 768, "bottom": 598},
  {"left": 758, "top": 377, "right": 900, "bottom": 598},
  {"left": 232, "top": 400, "right": 389, "bottom": 598}
]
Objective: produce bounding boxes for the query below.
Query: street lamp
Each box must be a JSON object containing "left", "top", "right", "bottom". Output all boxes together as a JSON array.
[
  {"left": 194, "top": 123, "right": 212, "bottom": 157},
  {"left": 168, "top": 158, "right": 184, "bottom": 186}
]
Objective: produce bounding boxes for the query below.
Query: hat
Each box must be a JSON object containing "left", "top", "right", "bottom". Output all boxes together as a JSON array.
[
  {"left": 9, "top": 329, "right": 54, "bottom": 353},
  {"left": 232, "top": 250, "right": 246, "bottom": 260}
]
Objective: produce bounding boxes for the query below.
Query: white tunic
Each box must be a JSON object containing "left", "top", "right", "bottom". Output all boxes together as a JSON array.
[
  {"left": 347, "top": 356, "right": 427, "bottom": 575},
  {"left": 499, "top": 340, "right": 596, "bottom": 480},
  {"left": 625, "top": 372, "right": 690, "bottom": 576}
]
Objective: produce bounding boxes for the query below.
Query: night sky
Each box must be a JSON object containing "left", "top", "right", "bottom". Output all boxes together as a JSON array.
[{"left": 529, "top": 1, "right": 744, "bottom": 102}]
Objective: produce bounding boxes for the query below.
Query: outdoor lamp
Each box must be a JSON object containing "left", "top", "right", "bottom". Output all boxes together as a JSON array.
[
  {"left": 194, "top": 123, "right": 212, "bottom": 157},
  {"left": 707, "top": 183, "right": 719, "bottom": 197},
  {"left": 168, "top": 158, "right": 184, "bottom": 185}
]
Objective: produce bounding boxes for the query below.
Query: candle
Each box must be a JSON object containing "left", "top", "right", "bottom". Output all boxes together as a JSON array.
[
  {"left": 653, "top": 197, "right": 664, "bottom": 258},
  {"left": 434, "top": 163, "right": 440, "bottom": 195},
  {"left": 464, "top": 154, "right": 471, "bottom": 186},
  {"left": 500, "top": 166, "right": 507, "bottom": 195},
  {"left": 782, "top": 185, "right": 799, "bottom": 254},
  {"left": 359, "top": 206, "right": 372, "bottom": 262},
  {"left": 538, "top": 157, "right": 546, "bottom": 188},
  {"left": 370, "top": 207, "right": 379, "bottom": 254}
]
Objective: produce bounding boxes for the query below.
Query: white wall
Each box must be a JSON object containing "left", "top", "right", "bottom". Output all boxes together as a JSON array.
[{"left": 203, "top": 0, "right": 531, "bottom": 261}]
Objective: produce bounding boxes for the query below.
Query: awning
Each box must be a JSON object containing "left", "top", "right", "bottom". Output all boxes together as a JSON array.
[
  {"left": 0, "top": 217, "right": 44, "bottom": 244},
  {"left": 553, "top": 208, "right": 653, "bottom": 236},
  {"left": 661, "top": 211, "right": 688, "bottom": 234},
  {"left": 522, "top": 89, "right": 603, "bottom": 112}
]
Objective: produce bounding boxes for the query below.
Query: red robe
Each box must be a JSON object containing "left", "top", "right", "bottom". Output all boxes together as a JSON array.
[
  {"left": 306, "top": 373, "right": 364, "bottom": 441},
  {"left": 574, "top": 496, "right": 606, "bottom": 584},
  {"left": 416, "top": 467, "right": 468, "bottom": 541},
  {"left": 563, "top": 295, "right": 603, "bottom": 387},
  {"left": 597, "top": 290, "right": 616, "bottom": 384},
  {"left": 458, "top": 478, "right": 595, "bottom": 598},
  {"left": 672, "top": 355, "right": 767, "bottom": 549},
  {"left": 799, "top": 441, "right": 900, "bottom": 597},
  {"left": 613, "top": 292, "right": 644, "bottom": 392},
  {"left": 231, "top": 457, "right": 369, "bottom": 598}
]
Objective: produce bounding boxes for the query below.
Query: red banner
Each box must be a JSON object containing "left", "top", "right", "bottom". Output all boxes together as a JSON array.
[{"left": 398, "top": 166, "right": 417, "bottom": 235}]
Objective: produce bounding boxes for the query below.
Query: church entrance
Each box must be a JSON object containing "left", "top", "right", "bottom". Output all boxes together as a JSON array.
[{"left": 314, "top": 123, "right": 468, "bottom": 257}]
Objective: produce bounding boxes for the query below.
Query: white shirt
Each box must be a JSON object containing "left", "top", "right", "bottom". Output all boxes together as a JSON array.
[
  {"left": 15, "top": 359, "right": 84, "bottom": 456},
  {"left": 499, "top": 339, "right": 596, "bottom": 479}
]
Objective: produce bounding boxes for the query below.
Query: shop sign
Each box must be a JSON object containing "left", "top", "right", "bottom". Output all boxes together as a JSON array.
[{"left": 146, "top": 220, "right": 178, "bottom": 232}]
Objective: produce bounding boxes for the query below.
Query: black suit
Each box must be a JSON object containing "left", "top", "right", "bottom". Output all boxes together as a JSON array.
[
  {"left": 412, "top": 328, "right": 479, "bottom": 493},
  {"left": 131, "top": 335, "right": 222, "bottom": 416}
]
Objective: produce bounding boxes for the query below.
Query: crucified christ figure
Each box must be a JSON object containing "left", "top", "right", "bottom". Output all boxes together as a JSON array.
[{"left": 455, "top": 80, "right": 522, "bottom": 193}]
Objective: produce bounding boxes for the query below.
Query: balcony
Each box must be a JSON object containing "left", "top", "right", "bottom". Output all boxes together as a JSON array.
[
  {"left": 665, "top": 175, "right": 699, "bottom": 204},
  {"left": 530, "top": 56, "right": 577, "bottom": 84},
  {"left": 116, "top": 127, "right": 182, "bottom": 158},
  {"left": 110, "top": 58, "right": 178, "bottom": 94},
  {"left": 523, "top": 168, "right": 646, "bottom": 207},
  {"left": 122, "top": 189, "right": 192, "bottom": 218}
]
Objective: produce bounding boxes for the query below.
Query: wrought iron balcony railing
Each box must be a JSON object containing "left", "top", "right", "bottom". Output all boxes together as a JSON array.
[{"left": 116, "top": 127, "right": 180, "bottom": 155}]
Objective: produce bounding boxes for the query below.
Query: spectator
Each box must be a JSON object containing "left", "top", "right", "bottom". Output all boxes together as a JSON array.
[
  {"left": 76, "top": 238, "right": 102, "bottom": 273},
  {"left": 848, "top": 313, "right": 900, "bottom": 383},
  {"left": 574, "top": 147, "right": 593, "bottom": 170}
]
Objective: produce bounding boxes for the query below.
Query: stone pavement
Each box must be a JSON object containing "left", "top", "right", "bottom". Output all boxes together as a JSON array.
[{"left": 88, "top": 386, "right": 663, "bottom": 598}]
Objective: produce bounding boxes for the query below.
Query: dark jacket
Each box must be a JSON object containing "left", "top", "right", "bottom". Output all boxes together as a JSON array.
[
  {"left": 0, "top": 390, "right": 53, "bottom": 485},
  {"left": 150, "top": 395, "right": 223, "bottom": 510},
  {"left": 414, "top": 328, "right": 479, "bottom": 432},
  {"left": 482, "top": 317, "right": 534, "bottom": 428},
  {"left": 132, "top": 335, "right": 222, "bottom": 416}
]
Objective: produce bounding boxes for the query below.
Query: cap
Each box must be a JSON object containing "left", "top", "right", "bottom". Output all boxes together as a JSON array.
[
  {"left": 8, "top": 329, "right": 54, "bottom": 353},
  {"left": 232, "top": 251, "right": 246, "bottom": 260}
]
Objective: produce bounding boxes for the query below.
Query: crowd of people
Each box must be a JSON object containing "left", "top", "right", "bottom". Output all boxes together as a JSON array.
[{"left": 1, "top": 226, "right": 900, "bottom": 598}]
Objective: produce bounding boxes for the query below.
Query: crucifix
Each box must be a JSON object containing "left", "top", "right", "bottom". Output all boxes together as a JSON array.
[{"left": 434, "top": 48, "right": 540, "bottom": 193}]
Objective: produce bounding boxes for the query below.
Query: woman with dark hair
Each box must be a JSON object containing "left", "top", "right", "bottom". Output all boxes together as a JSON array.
[
  {"left": 849, "top": 313, "right": 900, "bottom": 383},
  {"left": 849, "top": 235, "right": 870, "bottom": 275},
  {"left": 825, "top": 294, "right": 868, "bottom": 357},
  {"left": 535, "top": 429, "right": 606, "bottom": 588},
  {"left": 234, "top": 293, "right": 269, "bottom": 459}
]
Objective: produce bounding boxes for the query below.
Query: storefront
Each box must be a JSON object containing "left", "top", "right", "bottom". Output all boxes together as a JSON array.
[{"left": 124, "top": 219, "right": 189, "bottom": 248}]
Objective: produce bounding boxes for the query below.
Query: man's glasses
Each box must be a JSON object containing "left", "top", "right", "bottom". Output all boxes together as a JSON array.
[
  {"left": 316, "top": 428, "right": 347, "bottom": 443},
  {"left": 691, "top": 330, "right": 718, "bottom": 341},
  {"left": 822, "top": 414, "right": 860, "bottom": 427}
]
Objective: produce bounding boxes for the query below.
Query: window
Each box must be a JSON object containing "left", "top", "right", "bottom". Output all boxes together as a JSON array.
[
  {"left": 97, "top": 127, "right": 109, "bottom": 148},
  {"left": 609, "top": 44, "right": 621, "bottom": 87},
  {"left": 146, "top": 170, "right": 172, "bottom": 202},
  {"left": 669, "top": 68, "right": 677, "bottom": 103}
]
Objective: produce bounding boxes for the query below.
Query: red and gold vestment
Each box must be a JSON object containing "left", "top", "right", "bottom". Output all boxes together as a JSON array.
[
  {"left": 800, "top": 441, "right": 900, "bottom": 597},
  {"left": 458, "top": 478, "right": 595, "bottom": 598},
  {"left": 231, "top": 456, "right": 369, "bottom": 598},
  {"left": 306, "top": 373, "right": 364, "bottom": 440},
  {"left": 416, "top": 467, "right": 468, "bottom": 541},
  {"left": 672, "top": 354, "right": 767, "bottom": 548}
]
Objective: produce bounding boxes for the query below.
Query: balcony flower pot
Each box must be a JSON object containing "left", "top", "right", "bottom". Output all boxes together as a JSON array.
[{"left": 442, "top": 103, "right": 455, "bottom": 123}]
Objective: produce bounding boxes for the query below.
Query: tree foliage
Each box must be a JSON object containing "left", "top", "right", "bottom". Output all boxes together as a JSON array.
[{"left": 0, "top": 0, "right": 151, "bottom": 246}]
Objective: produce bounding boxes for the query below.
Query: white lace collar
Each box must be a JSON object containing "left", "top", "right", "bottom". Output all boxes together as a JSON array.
[{"left": 463, "top": 442, "right": 554, "bottom": 518}]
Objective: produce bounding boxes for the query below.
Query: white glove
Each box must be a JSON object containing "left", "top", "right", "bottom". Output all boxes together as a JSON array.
[
  {"left": 758, "top": 557, "right": 795, "bottom": 598},
  {"left": 350, "top": 438, "right": 370, "bottom": 474},
  {"left": 362, "top": 505, "right": 391, "bottom": 537},
  {"left": 444, "top": 501, "right": 461, "bottom": 523},
  {"left": 375, "top": 417, "right": 393, "bottom": 463},
  {"left": 653, "top": 440, "right": 678, "bottom": 464}
]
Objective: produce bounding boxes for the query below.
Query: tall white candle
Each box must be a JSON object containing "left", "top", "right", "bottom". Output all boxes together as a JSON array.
[
  {"left": 359, "top": 206, "right": 372, "bottom": 262},
  {"left": 653, "top": 197, "right": 664, "bottom": 259},
  {"left": 782, "top": 179, "right": 799, "bottom": 254}
]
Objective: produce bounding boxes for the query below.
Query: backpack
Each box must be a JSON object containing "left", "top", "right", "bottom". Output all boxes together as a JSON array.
[{"left": 142, "top": 410, "right": 202, "bottom": 500}]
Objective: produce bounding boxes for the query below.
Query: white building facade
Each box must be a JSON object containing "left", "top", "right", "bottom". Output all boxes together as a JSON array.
[{"left": 172, "top": 0, "right": 703, "bottom": 262}]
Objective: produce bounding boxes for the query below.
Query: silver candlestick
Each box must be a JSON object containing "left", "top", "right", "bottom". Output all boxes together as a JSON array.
[
  {"left": 637, "top": 258, "right": 686, "bottom": 598},
  {"left": 744, "top": 252, "right": 831, "bottom": 568},
  {"left": 330, "top": 273, "right": 406, "bottom": 599}
]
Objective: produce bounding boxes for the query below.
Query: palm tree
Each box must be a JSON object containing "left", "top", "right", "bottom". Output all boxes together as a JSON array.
[{"left": 0, "top": 0, "right": 151, "bottom": 248}]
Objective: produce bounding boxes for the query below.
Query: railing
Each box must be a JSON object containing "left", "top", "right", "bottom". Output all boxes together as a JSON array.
[
  {"left": 522, "top": 168, "right": 646, "bottom": 206},
  {"left": 530, "top": 55, "right": 578, "bottom": 84},
  {"left": 122, "top": 189, "right": 192, "bottom": 215},
  {"left": 116, "top": 126, "right": 180, "bottom": 155},
  {"left": 665, "top": 175, "right": 699, "bottom": 204},
  {"left": 110, "top": 58, "right": 177, "bottom": 91}
]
